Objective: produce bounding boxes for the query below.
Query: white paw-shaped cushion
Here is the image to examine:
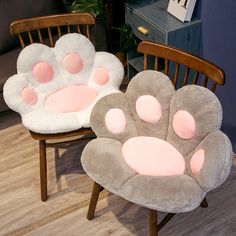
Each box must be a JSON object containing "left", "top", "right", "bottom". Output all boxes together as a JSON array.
[
  {"left": 81, "top": 70, "right": 233, "bottom": 213},
  {"left": 3, "top": 33, "right": 124, "bottom": 133}
]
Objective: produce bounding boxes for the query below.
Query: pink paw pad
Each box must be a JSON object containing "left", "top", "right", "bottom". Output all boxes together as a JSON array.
[
  {"left": 63, "top": 53, "right": 83, "bottom": 74},
  {"left": 105, "top": 108, "right": 126, "bottom": 133},
  {"left": 190, "top": 149, "right": 205, "bottom": 174},
  {"left": 136, "top": 95, "right": 162, "bottom": 124},
  {"left": 21, "top": 87, "right": 38, "bottom": 105},
  {"left": 93, "top": 67, "right": 110, "bottom": 85},
  {"left": 44, "top": 85, "right": 97, "bottom": 113},
  {"left": 173, "top": 110, "right": 196, "bottom": 139},
  {"left": 32, "top": 61, "right": 54, "bottom": 83},
  {"left": 122, "top": 137, "right": 185, "bottom": 176}
]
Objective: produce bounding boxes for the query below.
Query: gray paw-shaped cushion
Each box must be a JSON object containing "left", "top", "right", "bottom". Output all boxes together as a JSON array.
[{"left": 81, "top": 70, "right": 233, "bottom": 213}]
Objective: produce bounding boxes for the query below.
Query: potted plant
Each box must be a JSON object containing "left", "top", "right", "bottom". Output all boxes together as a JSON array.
[
  {"left": 70, "top": 0, "right": 109, "bottom": 51},
  {"left": 113, "top": 23, "right": 137, "bottom": 69},
  {"left": 71, "top": 0, "right": 104, "bottom": 18},
  {"left": 68, "top": 0, "right": 137, "bottom": 68}
]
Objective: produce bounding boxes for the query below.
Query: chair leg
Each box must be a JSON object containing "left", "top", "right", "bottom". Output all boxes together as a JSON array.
[
  {"left": 149, "top": 209, "right": 158, "bottom": 236},
  {"left": 87, "top": 181, "right": 103, "bottom": 220},
  {"left": 200, "top": 197, "right": 208, "bottom": 208},
  {"left": 158, "top": 213, "right": 175, "bottom": 231},
  {"left": 39, "top": 140, "right": 47, "bottom": 202}
]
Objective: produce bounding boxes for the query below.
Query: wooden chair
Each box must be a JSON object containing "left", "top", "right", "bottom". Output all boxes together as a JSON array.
[
  {"left": 10, "top": 13, "right": 96, "bottom": 202},
  {"left": 137, "top": 41, "right": 225, "bottom": 92},
  {"left": 86, "top": 41, "right": 226, "bottom": 235},
  {"left": 10, "top": 13, "right": 95, "bottom": 48}
]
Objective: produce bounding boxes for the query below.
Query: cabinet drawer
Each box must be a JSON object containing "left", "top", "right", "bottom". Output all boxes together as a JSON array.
[{"left": 125, "top": 7, "right": 166, "bottom": 43}]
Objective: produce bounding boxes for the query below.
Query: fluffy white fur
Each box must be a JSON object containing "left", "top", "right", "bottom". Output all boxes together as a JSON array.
[{"left": 3, "top": 33, "right": 124, "bottom": 133}]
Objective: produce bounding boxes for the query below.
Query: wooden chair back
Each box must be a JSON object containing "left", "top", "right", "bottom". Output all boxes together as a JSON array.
[
  {"left": 137, "top": 41, "right": 225, "bottom": 93},
  {"left": 10, "top": 13, "right": 95, "bottom": 48}
]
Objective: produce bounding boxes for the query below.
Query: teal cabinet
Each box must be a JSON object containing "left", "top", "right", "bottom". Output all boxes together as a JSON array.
[{"left": 125, "top": 0, "right": 202, "bottom": 78}]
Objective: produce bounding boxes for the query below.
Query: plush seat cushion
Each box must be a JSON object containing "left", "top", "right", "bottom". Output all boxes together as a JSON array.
[
  {"left": 3, "top": 33, "right": 124, "bottom": 133},
  {"left": 81, "top": 70, "right": 233, "bottom": 213}
]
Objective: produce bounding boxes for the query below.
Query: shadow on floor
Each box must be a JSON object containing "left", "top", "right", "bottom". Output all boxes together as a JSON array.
[
  {"left": 47, "top": 138, "right": 93, "bottom": 199},
  {"left": 0, "top": 110, "right": 21, "bottom": 130}
]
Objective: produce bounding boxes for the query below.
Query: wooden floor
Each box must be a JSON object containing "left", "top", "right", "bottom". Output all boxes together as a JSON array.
[{"left": 0, "top": 110, "right": 236, "bottom": 236}]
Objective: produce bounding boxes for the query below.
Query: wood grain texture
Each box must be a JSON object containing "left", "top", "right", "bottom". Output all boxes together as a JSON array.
[
  {"left": 0, "top": 111, "right": 236, "bottom": 235},
  {"left": 138, "top": 41, "right": 225, "bottom": 88},
  {"left": 10, "top": 13, "right": 95, "bottom": 35}
]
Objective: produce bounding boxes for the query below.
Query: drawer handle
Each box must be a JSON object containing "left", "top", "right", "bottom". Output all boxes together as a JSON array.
[{"left": 138, "top": 26, "right": 148, "bottom": 35}]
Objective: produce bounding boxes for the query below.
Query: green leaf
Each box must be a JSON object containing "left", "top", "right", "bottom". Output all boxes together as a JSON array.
[{"left": 71, "top": 0, "right": 104, "bottom": 18}]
